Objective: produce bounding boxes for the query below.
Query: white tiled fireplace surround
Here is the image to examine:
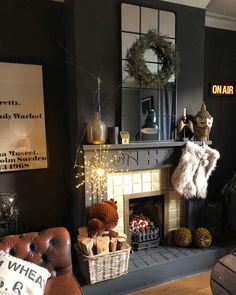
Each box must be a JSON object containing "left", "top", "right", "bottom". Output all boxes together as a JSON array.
[{"left": 83, "top": 142, "right": 186, "bottom": 242}]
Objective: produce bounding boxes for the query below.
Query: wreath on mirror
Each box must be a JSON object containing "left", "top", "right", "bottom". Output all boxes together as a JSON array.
[{"left": 125, "top": 29, "right": 178, "bottom": 86}]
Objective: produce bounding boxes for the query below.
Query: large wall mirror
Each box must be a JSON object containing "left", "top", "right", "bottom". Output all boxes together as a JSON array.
[{"left": 121, "top": 3, "right": 177, "bottom": 141}]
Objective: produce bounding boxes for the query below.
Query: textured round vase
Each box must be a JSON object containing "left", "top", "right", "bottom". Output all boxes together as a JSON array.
[{"left": 87, "top": 112, "right": 107, "bottom": 144}]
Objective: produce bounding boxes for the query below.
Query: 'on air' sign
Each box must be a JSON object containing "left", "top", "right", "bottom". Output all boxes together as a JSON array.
[{"left": 210, "top": 83, "right": 235, "bottom": 96}]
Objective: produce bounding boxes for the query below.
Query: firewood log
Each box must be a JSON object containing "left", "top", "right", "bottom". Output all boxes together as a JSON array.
[
  {"left": 78, "top": 237, "right": 94, "bottom": 256},
  {"left": 117, "top": 238, "right": 127, "bottom": 250},
  {"left": 109, "top": 237, "right": 118, "bottom": 252},
  {"left": 102, "top": 231, "right": 110, "bottom": 236},
  {"left": 77, "top": 234, "right": 87, "bottom": 242},
  {"left": 92, "top": 235, "right": 98, "bottom": 255},
  {"left": 97, "top": 236, "right": 110, "bottom": 254},
  {"left": 109, "top": 230, "right": 127, "bottom": 240},
  {"left": 109, "top": 229, "right": 119, "bottom": 237},
  {"left": 77, "top": 226, "right": 88, "bottom": 237}
]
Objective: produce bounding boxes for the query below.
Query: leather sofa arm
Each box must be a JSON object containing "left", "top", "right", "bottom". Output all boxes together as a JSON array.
[
  {"left": 0, "top": 227, "right": 72, "bottom": 276},
  {"left": 45, "top": 274, "right": 83, "bottom": 295}
]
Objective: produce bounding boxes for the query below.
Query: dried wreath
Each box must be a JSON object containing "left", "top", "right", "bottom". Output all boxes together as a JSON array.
[{"left": 125, "top": 29, "right": 178, "bottom": 86}]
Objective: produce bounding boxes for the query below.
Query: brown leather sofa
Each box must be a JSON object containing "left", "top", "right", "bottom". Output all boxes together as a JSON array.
[{"left": 0, "top": 227, "right": 83, "bottom": 295}]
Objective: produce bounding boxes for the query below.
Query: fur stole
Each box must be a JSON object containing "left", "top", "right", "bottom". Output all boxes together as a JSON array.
[{"left": 171, "top": 141, "right": 220, "bottom": 199}]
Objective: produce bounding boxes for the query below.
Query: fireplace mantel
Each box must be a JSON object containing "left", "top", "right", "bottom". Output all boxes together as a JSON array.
[
  {"left": 83, "top": 140, "right": 212, "bottom": 151},
  {"left": 83, "top": 140, "right": 212, "bottom": 171}
]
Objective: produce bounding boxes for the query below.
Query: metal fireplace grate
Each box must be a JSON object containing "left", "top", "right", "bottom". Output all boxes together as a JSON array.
[{"left": 130, "top": 213, "right": 161, "bottom": 250}]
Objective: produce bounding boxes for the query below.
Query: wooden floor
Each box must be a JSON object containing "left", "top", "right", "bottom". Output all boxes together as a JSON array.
[{"left": 128, "top": 272, "right": 212, "bottom": 295}]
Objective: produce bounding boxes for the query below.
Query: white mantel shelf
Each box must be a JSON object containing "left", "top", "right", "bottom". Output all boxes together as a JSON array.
[{"left": 83, "top": 140, "right": 212, "bottom": 151}]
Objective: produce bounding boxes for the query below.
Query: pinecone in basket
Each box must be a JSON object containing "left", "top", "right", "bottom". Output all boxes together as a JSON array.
[
  {"left": 88, "top": 199, "right": 119, "bottom": 231},
  {"left": 174, "top": 227, "right": 192, "bottom": 247},
  {"left": 194, "top": 227, "right": 212, "bottom": 248}
]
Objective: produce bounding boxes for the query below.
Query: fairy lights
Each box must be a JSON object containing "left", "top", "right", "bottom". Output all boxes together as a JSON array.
[
  {"left": 75, "top": 146, "right": 117, "bottom": 200},
  {"left": 86, "top": 149, "right": 114, "bottom": 198}
]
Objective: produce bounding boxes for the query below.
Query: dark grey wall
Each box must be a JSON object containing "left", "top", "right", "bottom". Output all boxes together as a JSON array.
[
  {"left": 68, "top": 0, "right": 205, "bottom": 126},
  {"left": 1, "top": 0, "right": 232, "bottom": 237},
  {"left": 65, "top": 0, "right": 205, "bottom": 229},
  {"left": 0, "top": 0, "right": 71, "bottom": 233},
  {"left": 2, "top": 0, "right": 230, "bottom": 237},
  {"left": 204, "top": 27, "right": 236, "bottom": 200}
]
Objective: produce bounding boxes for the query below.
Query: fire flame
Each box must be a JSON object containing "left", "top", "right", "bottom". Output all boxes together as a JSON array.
[{"left": 130, "top": 214, "right": 151, "bottom": 231}]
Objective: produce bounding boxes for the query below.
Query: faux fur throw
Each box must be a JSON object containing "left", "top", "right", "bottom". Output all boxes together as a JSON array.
[{"left": 171, "top": 141, "right": 220, "bottom": 199}]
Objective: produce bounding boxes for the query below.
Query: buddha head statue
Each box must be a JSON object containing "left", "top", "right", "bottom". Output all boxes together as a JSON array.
[{"left": 194, "top": 101, "right": 213, "bottom": 141}]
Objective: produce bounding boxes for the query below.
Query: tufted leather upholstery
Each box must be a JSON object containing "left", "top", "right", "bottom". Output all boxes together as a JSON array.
[{"left": 0, "top": 227, "right": 83, "bottom": 295}]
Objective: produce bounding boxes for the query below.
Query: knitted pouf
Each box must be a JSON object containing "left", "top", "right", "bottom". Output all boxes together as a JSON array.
[
  {"left": 174, "top": 227, "right": 192, "bottom": 247},
  {"left": 194, "top": 227, "right": 212, "bottom": 248}
]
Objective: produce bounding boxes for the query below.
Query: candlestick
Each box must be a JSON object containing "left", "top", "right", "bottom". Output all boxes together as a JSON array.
[{"left": 183, "top": 107, "right": 187, "bottom": 118}]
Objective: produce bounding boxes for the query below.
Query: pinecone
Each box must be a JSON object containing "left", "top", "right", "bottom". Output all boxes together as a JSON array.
[{"left": 88, "top": 199, "right": 119, "bottom": 230}]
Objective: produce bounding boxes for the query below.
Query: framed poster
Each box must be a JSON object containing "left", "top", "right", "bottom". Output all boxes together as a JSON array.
[{"left": 0, "top": 62, "right": 48, "bottom": 172}]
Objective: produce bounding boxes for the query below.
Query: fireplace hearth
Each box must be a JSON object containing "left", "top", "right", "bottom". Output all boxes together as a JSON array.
[{"left": 81, "top": 241, "right": 232, "bottom": 295}]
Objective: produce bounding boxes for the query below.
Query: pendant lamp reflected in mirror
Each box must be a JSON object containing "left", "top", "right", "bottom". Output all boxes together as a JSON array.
[{"left": 141, "top": 109, "right": 159, "bottom": 140}]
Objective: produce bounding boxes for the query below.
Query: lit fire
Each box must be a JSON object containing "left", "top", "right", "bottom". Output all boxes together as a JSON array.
[{"left": 130, "top": 214, "right": 151, "bottom": 231}]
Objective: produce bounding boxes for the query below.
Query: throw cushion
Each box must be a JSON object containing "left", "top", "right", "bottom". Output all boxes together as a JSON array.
[{"left": 0, "top": 251, "right": 51, "bottom": 295}]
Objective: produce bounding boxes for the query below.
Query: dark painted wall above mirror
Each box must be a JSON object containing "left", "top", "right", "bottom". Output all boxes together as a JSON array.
[{"left": 121, "top": 3, "right": 177, "bottom": 141}]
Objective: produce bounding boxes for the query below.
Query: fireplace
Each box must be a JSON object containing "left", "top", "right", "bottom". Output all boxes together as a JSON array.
[
  {"left": 83, "top": 143, "right": 186, "bottom": 244},
  {"left": 128, "top": 193, "right": 164, "bottom": 250},
  {"left": 81, "top": 143, "right": 226, "bottom": 295}
]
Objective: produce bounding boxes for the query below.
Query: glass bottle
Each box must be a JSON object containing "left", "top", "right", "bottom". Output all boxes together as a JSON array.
[
  {"left": 87, "top": 111, "right": 106, "bottom": 144},
  {"left": 87, "top": 77, "right": 107, "bottom": 144}
]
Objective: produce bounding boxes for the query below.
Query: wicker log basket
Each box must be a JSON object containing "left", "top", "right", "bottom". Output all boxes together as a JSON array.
[
  {"left": 76, "top": 200, "right": 130, "bottom": 284},
  {"left": 75, "top": 243, "right": 131, "bottom": 284}
]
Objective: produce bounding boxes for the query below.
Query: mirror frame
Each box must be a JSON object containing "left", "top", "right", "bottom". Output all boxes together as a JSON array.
[{"left": 121, "top": 3, "right": 177, "bottom": 142}]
